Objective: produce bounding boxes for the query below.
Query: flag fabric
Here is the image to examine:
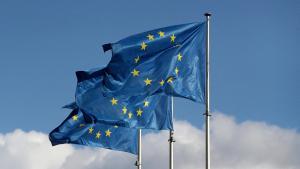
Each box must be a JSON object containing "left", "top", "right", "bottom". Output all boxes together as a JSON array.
[
  {"left": 100, "top": 22, "right": 207, "bottom": 102},
  {"left": 49, "top": 108, "right": 138, "bottom": 154},
  {"left": 75, "top": 67, "right": 173, "bottom": 130}
]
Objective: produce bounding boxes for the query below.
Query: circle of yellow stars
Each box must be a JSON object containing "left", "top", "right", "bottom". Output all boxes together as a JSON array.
[
  {"left": 133, "top": 30, "right": 181, "bottom": 88},
  {"left": 105, "top": 30, "right": 184, "bottom": 126}
]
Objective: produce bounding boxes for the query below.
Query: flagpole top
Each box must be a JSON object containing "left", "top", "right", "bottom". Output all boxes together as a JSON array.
[{"left": 204, "top": 13, "right": 212, "bottom": 17}]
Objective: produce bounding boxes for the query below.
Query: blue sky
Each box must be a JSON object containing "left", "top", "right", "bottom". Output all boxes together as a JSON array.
[{"left": 0, "top": 0, "right": 299, "bottom": 133}]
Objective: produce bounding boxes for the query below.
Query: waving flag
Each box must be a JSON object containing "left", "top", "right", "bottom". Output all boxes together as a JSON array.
[
  {"left": 49, "top": 108, "right": 138, "bottom": 154},
  {"left": 75, "top": 67, "right": 173, "bottom": 130},
  {"left": 101, "top": 22, "right": 207, "bottom": 102}
]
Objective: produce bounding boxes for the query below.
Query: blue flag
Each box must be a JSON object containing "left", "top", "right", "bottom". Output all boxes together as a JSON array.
[
  {"left": 49, "top": 108, "right": 138, "bottom": 154},
  {"left": 100, "top": 22, "right": 207, "bottom": 102},
  {"left": 75, "top": 67, "right": 173, "bottom": 130}
]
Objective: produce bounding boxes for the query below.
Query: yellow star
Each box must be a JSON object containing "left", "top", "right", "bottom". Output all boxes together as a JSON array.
[
  {"left": 88, "top": 127, "right": 94, "bottom": 134},
  {"left": 136, "top": 108, "right": 143, "bottom": 116},
  {"left": 144, "top": 78, "right": 152, "bottom": 86},
  {"left": 175, "top": 67, "right": 179, "bottom": 75},
  {"left": 159, "top": 79, "right": 165, "bottom": 86},
  {"left": 96, "top": 131, "right": 101, "bottom": 139},
  {"left": 170, "top": 34, "right": 176, "bottom": 43},
  {"left": 141, "top": 42, "right": 147, "bottom": 50},
  {"left": 131, "top": 69, "right": 140, "bottom": 77},
  {"left": 122, "top": 106, "right": 127, "bottom": 114},
  {"left": 147, "top": 34, "right": 154, "bottom": 41},
  {"left": 144, "top": 100, "right": 150, "bottom": 107},
  {"left": 110, "top": 97, "right": 118, "bottom": 105},
  {"left": 72, "top": 115, "right": 78, "bottom": 121},
  {"left": 105, "top": 129, "right": 112, "bottom": 137},
  {"left": 128, "top": 112, "right": 133, "bottom": 119},
  {"left": 158, "top": 31, "right": 165, "bottom": 37},
  {"left": 134, "top": 56, "right": 140, "bottom": 64},
  {"left": 167, "top": 77, "right": 173, "bottom": 83},
  {"left": 177, "top": 53, "right": 183, "bottom": 61}
]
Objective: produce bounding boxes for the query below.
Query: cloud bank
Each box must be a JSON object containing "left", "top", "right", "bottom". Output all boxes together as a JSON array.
[{"left": 0, "top": 113, "right": 299, "bottom": 169}]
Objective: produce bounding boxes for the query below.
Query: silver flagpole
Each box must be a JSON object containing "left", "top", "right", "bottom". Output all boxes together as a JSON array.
[
  {"left": 169, "top": 96, "right": 175, "bottom": 169},
  {"left": 204, "top": 13, "right": 211, "bottom": 169},
  {"left": 135, "top": 129, "right": 142, "bottom": 169}
]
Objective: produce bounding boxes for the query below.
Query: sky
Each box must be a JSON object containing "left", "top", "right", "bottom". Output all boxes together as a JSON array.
[{"left": 0, "top": 0, "right": 299, "bottom": 168}]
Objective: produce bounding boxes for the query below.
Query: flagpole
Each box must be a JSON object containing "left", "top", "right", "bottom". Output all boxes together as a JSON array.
[
  {"left": 135, "top": 129, "right": 142, "bottom": 169},
  {"left": 169, "top": 96, "right": 175, "bottom": 169},
  {"left": 204, "top": 12, "right": 211, "bottom": 169}
]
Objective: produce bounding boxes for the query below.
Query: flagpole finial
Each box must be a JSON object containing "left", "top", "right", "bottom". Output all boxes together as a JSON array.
[{"left": 204, "top": 13, "right": 212, "bottom": 17}]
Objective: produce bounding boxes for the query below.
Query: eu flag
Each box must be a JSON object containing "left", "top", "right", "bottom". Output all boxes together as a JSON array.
[
  {"left": 49, "top": 108, "right": 138, "bottom": 154},
  {"left": 75, "top": 67, "right": 173, "bottom": 130},
  {"left": 101, "top": 22, "right": 207, "bottom": 102}
]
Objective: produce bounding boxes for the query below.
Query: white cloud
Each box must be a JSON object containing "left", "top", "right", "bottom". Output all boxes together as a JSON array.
[
  {"left": 0, "top": 113, "right": 299, "bottom": 169},
  {"left": 0, "top": 129, "right": 73, "bottom": 169}
]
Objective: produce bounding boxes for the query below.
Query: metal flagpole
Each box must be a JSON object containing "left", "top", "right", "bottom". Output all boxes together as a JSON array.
[
  {"left": 169, "top": 96, "right": 175, "bottom": 169},
  {"left": 204, "top": 12, "right": 211, "bottom": 169},
  {"left": 135, "top": 129, "right": 142, "bottom": 169}
]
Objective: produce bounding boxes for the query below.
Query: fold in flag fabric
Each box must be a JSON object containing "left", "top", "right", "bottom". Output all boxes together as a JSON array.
[
  {"left": 49, "top": 108, "right": 138, "bottom": 155},
  {"left": 75, "top": 67, "right": 173, "bottom": 130},
  {"left": 100, "top": 22, "right": 207, "bottom": 102}
]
